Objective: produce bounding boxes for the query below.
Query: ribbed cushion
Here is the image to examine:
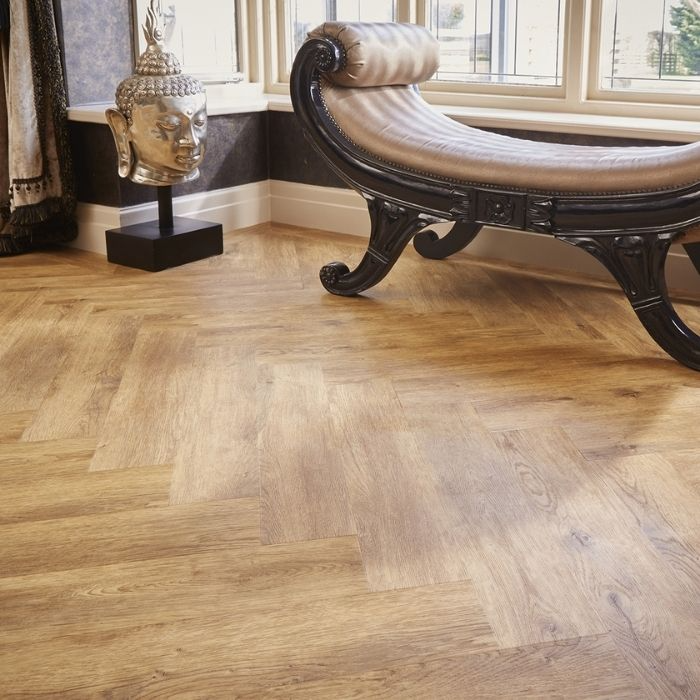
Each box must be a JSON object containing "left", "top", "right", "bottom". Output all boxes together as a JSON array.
[
  {"left": 307, "top": 22, "right": 439, "bottom": 88},
  {"left": 320, "top": 80, "right": 700, "bottom": 195}
]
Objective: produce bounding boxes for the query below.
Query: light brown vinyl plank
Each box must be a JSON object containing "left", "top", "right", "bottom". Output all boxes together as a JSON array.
[
  {"left": 0, "top": 580, "right": 495, "bottom": 698},
  {"left": 0, "top": 300, "right": 91, "bottom": 414},
  {"left": 565, "top": 403, "right": 700, "bottom": 461},
  {"left": 0, "top": 464, "right": 172, "bottom": 524},
  {"left": 259, "top": 363, "right": 355, "bottom": 544},
  {"left": 0, "top": 437, "right": 96, "bottom": 485},
  {"left": 329, "top": 379, "right": 473, "bottom": 591},
  {"left": 23, "top": 314, "right": 140, "bottom": 441},
  {"left": 0, "top": 411, "right": 34, "bottom": 442},
  {"left": 169, "top": 344, "right": 259, "bottom": 504},
  {"left": 498, "top": 428, "right": 700, "bottom": 699},
  {"left": 256, "top": 634, "right": 642, "bottom": 700},
  {"left": 0, "top": 497, "right": 259, "bottom": 578},
  {"left": 89, "top": 326, "right": 196, "bottom": 471},
  {"left": 664, "top": 449, "right": 700, "bottom": 494},
  {"left": 587, "top": 453, "right": 700, "bottom": 592},
  {"left": 0, "top": 536, "right": 367, "bottom": 646},
  {"left": 396, "top": 388, "right": 605, "bottom": 647}
]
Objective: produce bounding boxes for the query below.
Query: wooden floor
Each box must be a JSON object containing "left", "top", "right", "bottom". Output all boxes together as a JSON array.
[{"left": 2, "top": 223, "right": 700, "bottom": 698}]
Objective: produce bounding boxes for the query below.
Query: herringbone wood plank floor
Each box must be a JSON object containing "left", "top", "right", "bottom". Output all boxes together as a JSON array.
[{"left": 1, "top": 223, "right": 700, "bottom": 698}]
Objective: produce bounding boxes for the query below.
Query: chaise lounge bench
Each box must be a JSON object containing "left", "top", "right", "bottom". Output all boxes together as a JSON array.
[{"left": 290, "top": 21, "right": 700, "bottom": 370}]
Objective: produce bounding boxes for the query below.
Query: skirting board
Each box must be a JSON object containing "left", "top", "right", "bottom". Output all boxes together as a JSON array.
[
  {"left": 74, "top": 180, "right": 271, "bottom": 255},
  {"left": 269, "top": 180, "right": 700, "bottom": 295}
]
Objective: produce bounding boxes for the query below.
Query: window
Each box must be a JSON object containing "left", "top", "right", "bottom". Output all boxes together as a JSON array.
[
  {"left": 428, "top": 0, "right": 566, "bottom": 87},
  {"left": 282, "top": 0, "right": 396, "bottom": 75},
  {"left": 598, "top": 0, "right": 700, "bottom": 94},
  {"left": 268, "top": 0, "right": 700, "bottom": 124},
  {"left": 133, "top": 0, "right": 242, "bottom": 82}
]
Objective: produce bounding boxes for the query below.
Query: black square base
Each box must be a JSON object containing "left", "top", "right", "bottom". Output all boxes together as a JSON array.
[{"left": 106, "top": 216, "right": 224, "bottom": 272}]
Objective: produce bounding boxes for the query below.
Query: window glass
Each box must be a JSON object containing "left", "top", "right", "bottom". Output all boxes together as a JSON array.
[
  {"left": 134, "top": 0, "right": 241, "bottom": 82},
  {"left": 286, "top": 0, "right": 396, "bottom": 68},
  {"left": 599, "top": 0, "right": 700, "bottom": 94},
  {"left": 427, "top": 0, "right": 566, "bottom": 86}
]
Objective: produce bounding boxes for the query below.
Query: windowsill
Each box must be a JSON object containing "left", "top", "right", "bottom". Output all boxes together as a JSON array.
[
  {"left": 67, "top": 82, "right": 269, "bottom": 125},
  {"left": 68, "top": 90, "right": 700, "bottom": 143}
]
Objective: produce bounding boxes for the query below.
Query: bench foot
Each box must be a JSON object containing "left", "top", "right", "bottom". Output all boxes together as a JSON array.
[
  {"left": 413, "top": 221, "right": 482, "bottom": 260},
  {"left": 560, "top": 232, "right": 700, "bottom": 370},
  {"left": 319, "top": 196, "right": 429, "bottom": 296}
]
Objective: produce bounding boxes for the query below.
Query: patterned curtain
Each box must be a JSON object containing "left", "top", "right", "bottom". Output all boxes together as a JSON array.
[{"left": 0, "top": 0, "right": 76, "bottom": 255}]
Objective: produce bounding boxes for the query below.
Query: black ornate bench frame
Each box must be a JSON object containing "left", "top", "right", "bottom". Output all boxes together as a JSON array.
[{"left": 291, "top": 36, "right": 700, "bottom": 370}]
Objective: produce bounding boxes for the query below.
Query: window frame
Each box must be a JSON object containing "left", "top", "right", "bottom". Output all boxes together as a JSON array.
[
  {"left": 586, "top": 0, "right": 700, "bottom": 110},
  {"left": 266, "top": 0, "right": 700, "bottom": 124},
  {"left": 131, "top": 0, "right": 249, "bottom": 85}
]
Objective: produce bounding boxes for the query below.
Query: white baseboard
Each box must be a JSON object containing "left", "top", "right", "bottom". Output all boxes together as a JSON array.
[
  {"left": 74, "top": 180, "right": 271, "bottom": 255},
  {"left": 269, "top": 180, "right": 700, "bottom": 295},
  {"left": 74, "top": 178, "right": 699, "bottom": 294}
]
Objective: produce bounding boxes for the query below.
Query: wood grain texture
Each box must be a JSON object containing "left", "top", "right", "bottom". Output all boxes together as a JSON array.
[
  {"left": 256, "top": 634, "right": 642, "bottom": 699},
  {"left": 259, "top": 363, "right": 355, "bottom": 544},
  {"left": 1, "top": 580, "right": 495, "bottom": 697},
  {"left": 22, "top": 313, "right": 140, "bottom": 441},
  {"left": 169, "top": 344, "right": 258, "bottom": 504},
  {"left": 330, "top": 379, "right": 473, "bottom": 591},
  {"left": 1, "top": 223, "right": 700, "bottom": 697},
  {"left": 0, "top": 497, "right": 259, "bottom": 577},
  {"left": 89, "top": 326, "right": 196, "bottom": 471},
  {"left": 498, "top": 428, "right": 700, "bottom": 699},
  {"left": 395, "top": 389, "right": 606, "bottom": 647},
  {"left": 0, "top": 300, "right": 91, "bottom": 413}
]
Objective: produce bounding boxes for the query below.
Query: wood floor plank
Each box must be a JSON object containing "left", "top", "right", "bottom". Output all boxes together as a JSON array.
[
  {"left": 0, "top": 300, "right": 91, "bottom": 414},
  {"left": 255, "top": 634, "right": 642, "bottom": 700},
  {"left": 0, "top": 411, "right": 34, "bottom": 442},
  {"left": 587, "top": 453, "right": 700, "bottom": 594},
  {"left": 0, "top": 464, "right": 172, "bottom": 524},
  {"left": 0, "top": 437, "right": 96, "bottom": 485},
  {"left": 395, "top": 385, "right": 606, "bottom": 647},
  {"left": 89, "top": 326, "right": 196, "bottom": 471},
  {"left": 661, "top": 450, "right": 700, "bottom": 495},
  {"left": 169, "top": 344, "right": 259, "bottom": 504},
  {"left": 0, "top": 536, "right": 367, "bottom": 646},
  {"left": 0, "top": 579, "right": 495, "bottom": 697},
  {"left": 259, "top": 363, "right": 355, "bottom": 544},
  {"left": 0, "top": 497, "right": 259, "bottom": 577},
  {"left": 329, "top": 379, "right": 473, "bottom": 591},
  {"left": 498, "top": 428, "right": 700, "bottom": 699},
  {"left": 565, "top": 404, "right": 700, "bottom": 461},
  {"left": 23, "top": 313, "right": 140, "bottom": 442}
]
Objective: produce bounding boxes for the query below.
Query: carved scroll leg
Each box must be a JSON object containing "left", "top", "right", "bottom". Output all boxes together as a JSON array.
[
  {"left": 320, "top": 196, "right": 432, "bottom": 296},
  {"left": 559, "top": 232, "right": 700, "bottom": 370},
  {"left": 413, "top": 221, "right": 482, "bottom": 260},
  {"left": 683, "top": 242, "right": 700, "bottom": 276}
]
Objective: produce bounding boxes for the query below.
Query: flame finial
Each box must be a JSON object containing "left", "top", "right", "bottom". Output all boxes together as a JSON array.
[{"left": 142, "top": 0, "right": 165, "bottom": 47}]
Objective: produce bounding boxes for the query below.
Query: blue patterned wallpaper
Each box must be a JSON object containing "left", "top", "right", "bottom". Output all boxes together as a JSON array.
[{"left": 59, "top": 0, "right": 134, "bottom": 106}]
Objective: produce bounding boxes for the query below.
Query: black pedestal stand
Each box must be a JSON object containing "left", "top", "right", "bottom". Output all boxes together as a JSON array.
[{"left": 106, "top": 185, "right": 224, "bottom": 272}]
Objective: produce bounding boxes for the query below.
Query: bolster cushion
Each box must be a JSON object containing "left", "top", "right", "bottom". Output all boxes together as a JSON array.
[{"left": 307, "top": 21, "right": 440, "bottom": 88}]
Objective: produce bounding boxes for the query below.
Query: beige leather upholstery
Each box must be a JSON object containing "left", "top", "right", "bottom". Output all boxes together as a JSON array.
[
  {"left": 320, "top": 81, "right": 700, "bottom": 195},
  {"left": 307, "top": 22, "right": 439, "bottom": 88},
  {"left": 311, "top": 21, "right": 700, "bottom": 195}
]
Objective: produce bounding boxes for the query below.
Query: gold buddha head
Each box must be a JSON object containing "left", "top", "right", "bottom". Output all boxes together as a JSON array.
[{"left": 106, "top": 0, "right": 207, "bottom": 186}]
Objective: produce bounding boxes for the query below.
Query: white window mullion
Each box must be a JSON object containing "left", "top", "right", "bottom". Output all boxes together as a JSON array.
[{"left": 563, "top": 0, "right": 589, "bottom": 111}]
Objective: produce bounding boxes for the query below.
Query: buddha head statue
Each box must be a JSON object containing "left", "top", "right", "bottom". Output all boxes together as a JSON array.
[{"left": 106, "top": 0, "right": 207, "bottom": 186}]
